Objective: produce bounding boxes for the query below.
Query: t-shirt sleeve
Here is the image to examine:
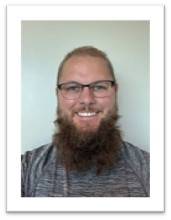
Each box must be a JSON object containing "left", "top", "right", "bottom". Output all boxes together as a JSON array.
[
  {"left": 123, "top": 142, "right": 150, "bottom": 196},
  {"left": 21, "top": 151, "right": 33, "bottom": 197}
]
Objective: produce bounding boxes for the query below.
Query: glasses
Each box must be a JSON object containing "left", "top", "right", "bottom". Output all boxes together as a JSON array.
[{"left": 57, "top": 80, "right": 115, "bottom": 99}]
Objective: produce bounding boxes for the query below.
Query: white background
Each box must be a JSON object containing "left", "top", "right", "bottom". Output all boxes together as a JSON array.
[
  {"left": 21, "top": 20, "right": 149, "bottom": 153},
  {"left": 0, "top": 0, "right": 169, "bottom": 219}
]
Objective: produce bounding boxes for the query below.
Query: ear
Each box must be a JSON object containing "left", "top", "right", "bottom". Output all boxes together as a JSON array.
[
  {"left": 114, "top": 83, "right": 118, "bottom": 93},
  {"left": 55, "top": 87, "right": 58, "bottom": 96},
  {"left": 114, "top": 84, "right": 119, "bottom": 105}
]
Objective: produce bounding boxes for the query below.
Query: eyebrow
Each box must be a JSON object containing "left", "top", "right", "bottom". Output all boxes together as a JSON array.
[{"left": 58, "top": 80, "right": 114, "bottom": 85}]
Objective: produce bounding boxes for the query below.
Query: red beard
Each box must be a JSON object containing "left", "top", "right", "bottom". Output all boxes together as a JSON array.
[{"left": 53, "top": 112, "right": 122, "bottom": 175}]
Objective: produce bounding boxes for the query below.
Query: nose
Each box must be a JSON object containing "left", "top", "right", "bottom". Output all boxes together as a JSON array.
[{"left": 78, "top": 87, "right": 96, "bottom": 105}]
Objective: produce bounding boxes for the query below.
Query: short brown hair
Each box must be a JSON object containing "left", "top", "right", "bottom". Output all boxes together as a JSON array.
[{"left": 57, "top": 46, "right": 116, "bottom": 84}]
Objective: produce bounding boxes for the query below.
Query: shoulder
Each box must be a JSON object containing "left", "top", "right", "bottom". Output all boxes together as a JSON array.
[
  {"left": 121, "top": 141, "right": 150, "bottom": 195},
  {"left": 21, "top": 143, "right": 56, "bottom": 196},
  {"left": 122, "top": 141, "right": 149, "bottom": 163},
  {"left": 21, "top": 143, "right": 55, "bottom": 168},
  {"left": 121, "top": 141, "right": 150, "bottom": 172}
]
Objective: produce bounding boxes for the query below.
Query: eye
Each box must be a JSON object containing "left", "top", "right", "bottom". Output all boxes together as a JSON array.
[
  {"left": 93, "top": 84, "right": 108, "bottom": 91},
  {"left": 64, "top": 84, "right": 81, "bottom": 92}
]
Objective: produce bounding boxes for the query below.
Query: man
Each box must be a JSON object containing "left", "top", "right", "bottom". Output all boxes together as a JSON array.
[{"left": 21, "top": 46, "right": 150, "bottom": 197}]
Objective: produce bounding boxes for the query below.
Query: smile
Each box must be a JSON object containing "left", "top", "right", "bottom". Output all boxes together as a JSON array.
[{"left": 77, "top": 112, "right": 97, "bottom": 117}]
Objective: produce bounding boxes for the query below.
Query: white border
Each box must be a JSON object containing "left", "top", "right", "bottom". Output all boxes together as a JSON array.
[{"left": 7, "top": 5, "right": 164, "bottom": 212}]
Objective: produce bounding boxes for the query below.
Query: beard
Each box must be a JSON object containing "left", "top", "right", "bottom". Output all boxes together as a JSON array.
[{"left": 53, "top": 107, "right": 122, "bottom": 175}]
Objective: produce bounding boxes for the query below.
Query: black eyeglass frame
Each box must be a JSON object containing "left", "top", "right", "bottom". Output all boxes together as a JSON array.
[
  {"left": 57, "top": 80, "right": 116, "bottom": 99},
  {"left": 57, "top": 80, "right": 115, "bottom": 90}
]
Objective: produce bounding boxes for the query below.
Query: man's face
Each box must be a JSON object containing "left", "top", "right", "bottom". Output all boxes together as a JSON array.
[{"left": 57, "top": 55, "right": 117, "bottom": 132}]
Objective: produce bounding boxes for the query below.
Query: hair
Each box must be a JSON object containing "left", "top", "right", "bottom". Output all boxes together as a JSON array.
[
  {"left": 53, "top": 111, "right": 122, "bottom": 175},
  {"left": 57, "top": 46, "right": 116, "bottom": 84}
]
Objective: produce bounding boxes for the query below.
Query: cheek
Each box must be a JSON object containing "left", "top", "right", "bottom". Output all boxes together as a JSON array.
[
  {"left": 99, "top": 99, "right": 115, "bottom": 110},
  {"left": 58, "top": 97, "right": 76, "bottom": 115},
  {"left": 101, "top": 99, "right": 116, "bottom": 114}
]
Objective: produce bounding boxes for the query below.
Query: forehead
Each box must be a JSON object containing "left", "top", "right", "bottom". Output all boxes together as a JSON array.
[{"left": 60, "top": 55, "right": 112, "bottom": 83}]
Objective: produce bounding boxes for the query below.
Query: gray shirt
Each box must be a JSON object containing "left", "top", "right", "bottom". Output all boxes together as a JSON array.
[{"left": 21, "top": 142, "right": 150, "bottom": 197}]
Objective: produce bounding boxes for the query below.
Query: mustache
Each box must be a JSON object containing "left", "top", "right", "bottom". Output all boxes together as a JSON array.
[{"left": 72, "top": 104, "right": 102, "bottom": 113}]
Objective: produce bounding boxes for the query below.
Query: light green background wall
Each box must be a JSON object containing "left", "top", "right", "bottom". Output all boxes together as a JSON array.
[{"left": 22, "top": 21, "right": 149, "bottom": 153}]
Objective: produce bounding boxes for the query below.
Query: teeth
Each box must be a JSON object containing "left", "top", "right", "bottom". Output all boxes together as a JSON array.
[{"left": 77, "top": 112, "right": 96, "bottom": 117}]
